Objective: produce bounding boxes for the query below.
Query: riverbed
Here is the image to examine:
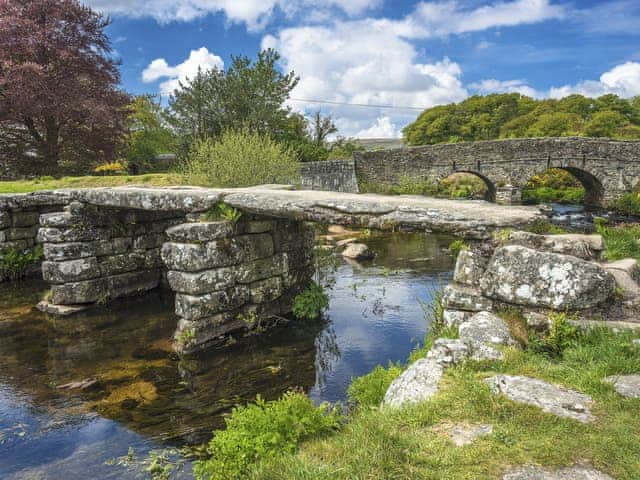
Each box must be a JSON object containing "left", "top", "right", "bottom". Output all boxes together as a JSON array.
[{"left": 0, "top": 232, "right": 454, "bottom": 479}]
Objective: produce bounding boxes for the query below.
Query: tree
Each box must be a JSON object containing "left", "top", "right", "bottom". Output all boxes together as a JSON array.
[
  {"left": 309, "top": 111, "right": 337, "bottom": 146},
  {"left": 166, "top": 49, "right": 299, "bottom": 144},
  {"left": 583, "top": 110, "right": 629, "bottom": 137},
  {"left": 125, "top": 95, "right": 176, "bottom": 173},
  {"left": 0, "top": 0, "right": 130, "bottom": 175}
]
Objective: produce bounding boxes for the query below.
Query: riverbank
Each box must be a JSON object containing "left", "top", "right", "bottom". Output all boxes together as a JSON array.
[{"left": 0, "top": 173, "right": 183, "bottom": 193}]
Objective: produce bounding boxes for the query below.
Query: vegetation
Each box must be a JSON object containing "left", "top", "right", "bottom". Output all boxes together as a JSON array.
[
  {"left": 0, "top": 0, "right": 129, "bottom": 175},
  {"left": 528, "top": 312, "right": 581, "bottom": 358},
  {"left": 521, "top": 168, "right": 586, "bottom": 205},
  {"left": 245, "top": 326, "right": 640, "bottom": 480},
  {"left": 595, "top": 220, "right": 640, "bottom": 262},
  {"left": 448, "top": 239, "right": 469, "bottom": 258},
  {"left": 403, "top": 93, "right": 640, "bottom": 146},
  {"left": 362, "top": 173, "right": 488, "bottom": 200},
  {"left": 292, "top": 282, "right": 330, "bottom": 320},
  {"left": 0, "top": 173, "right": 184, "bottom": 194},
  {"left": 94, "top": 161, "right": 127, "bottom": 176},
  {"left": 612, "top": 192, "right": 640, "bottom": 216},
  {"left": 124, "top": 95, "right": 177, "bottom": 173},
  {"left": 0, "top": 245, "right": 43, "bottom": 281},
  {"left": 194, "top": 391, "right": 340, "bottom": 480},
  {"left": 181, "top": 130, "right": 300, "bottom": 188}
]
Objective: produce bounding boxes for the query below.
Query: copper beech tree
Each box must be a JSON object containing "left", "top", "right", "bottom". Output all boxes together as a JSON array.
[{"left": 0, "top": 0, "right": 129, "bottom": 175}]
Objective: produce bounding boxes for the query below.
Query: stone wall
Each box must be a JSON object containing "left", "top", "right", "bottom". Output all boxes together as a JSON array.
[
  {"left": 300, "top": 159, "right": 359, "bottom": 193},
  {"left": 161, "top": 217, "right": 315, "bottom": 353},
  {"left": 350, "top": 137, "right": 640, "bottom": 206},
  {"left": 0, "top": 192, "right": 70, "bottom": 281},
  {"left": 36, "top": 201, "right": 186, "bottom": 314}
]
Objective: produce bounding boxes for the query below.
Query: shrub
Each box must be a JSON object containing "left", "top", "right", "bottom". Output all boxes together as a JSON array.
[
  {"left": 347, "top": 364, "right": 403, "bottom": 408},
  {"left": 94, "top": 161, "right": 126, "bottom": 175},
  {"left": 194, "top": 391, "right": 340, "bottom": 480},
  {"left": 182, "top": 129, "right": 300, "bottom": 188},
  {"left": 611, "top": 192, "right": 640, "bottom": 216},
  {"left": 529, "top": 311, "right": 581, "bottom": 358},
  {"left": 292, "top": 282, "right": 329, "bottom": 320},
  {"left": 0, "top": 245, "right": 44, "bottom": 281},
  {"left": 525, "top": 218, "right": 566, "bottom": 235},
  {"left": 447, "top": 239, "right": 469, "bottom": 258}
]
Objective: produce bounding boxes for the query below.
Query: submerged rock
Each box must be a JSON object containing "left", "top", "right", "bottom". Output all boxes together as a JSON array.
[
  {"left": 481, "top": 246, "right": 615, "bottom": 310},
  {"left": 341, "top": 243, "right": 374, "bottom": 260},
  {"left": 485, "top": 375, "right": 594, "bottom": 423}
]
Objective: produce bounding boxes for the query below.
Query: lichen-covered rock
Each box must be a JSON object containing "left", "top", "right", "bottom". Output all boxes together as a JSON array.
[
  {"left": 166, "top": 221, "right": 235, "bottom": 242},
  {"left": 485, "top": 375, "right": 594, "bottom": 423},
  {"left": 37, "top": 226, "right": 109, "bottom": 243},
  {"left": 383, "top": 358, "right": 444, "bottom": 408},
  {"left": 604, "top": 374, "right": 640, "bottom": 399},
  {"left": 235, "top": 253, "right": 288, "bottom": 284},
  {"left": 481, "top": 246, "right": 615, "bottom": 310},
  {"left": 603, "top": 259, "right": 640, "bottom": 299},
  {"left": 443, "top": 309, "right": 472, "bottom": 328},
  {"left": 502, "top": 466, "right": 614, "bottom": 480},
  {"left": 442, "top": 283, "right": 493, "bottom": 312},
  {"left": 175, "top": 287, "right": 251, "bottom": 321},
  {"left": 341, "top": 243, "right": 374, "bottom": 260},
  {"left": 453, "top": 249, "right": 487, "bottom": 286},
  {"left": 249, "top": 276, "right": 283, "bottom": 303},
  {"left": 161, "top": 241, "right": 242, "bottom": 271},
  {"left": 166, "top": 267, "right": 236, "bottom": 295},
  {"left": 504, "top": 231, "right": 604, "bottom": 260},
  {"left": 426, "top": 338, "right": 470, "bottom": 367},
  {"left": 42, "top": 258, "right": 100, "bottom": 284},
  {"left": 459, "top": 311, "right": 517, "bottom": 348}
]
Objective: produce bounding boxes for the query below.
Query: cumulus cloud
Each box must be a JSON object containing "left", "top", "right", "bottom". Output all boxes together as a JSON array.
[
  {"left": 472, "top": 62, "right": 640, "bottom": 101},
  {"left": 356, "top": 117, "right": 400, "bottom": 138},
  {"left": 142, "top": 47, "right": 224, "bottom": 95},
  {"left": 549, "top": 62, "right": 640, "bottom": 98},
  {"left": 84, "top": 0, "right": 381, "bottom": 29}
]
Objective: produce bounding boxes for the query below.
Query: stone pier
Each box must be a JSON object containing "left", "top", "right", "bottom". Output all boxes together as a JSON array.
[{"left": 161, "top": 217, "right": 314, "bottom": 353}]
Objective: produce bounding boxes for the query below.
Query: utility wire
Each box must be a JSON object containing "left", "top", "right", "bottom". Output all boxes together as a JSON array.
[{"left": 288, "top": 97, "right": 427, "bottom": 111}]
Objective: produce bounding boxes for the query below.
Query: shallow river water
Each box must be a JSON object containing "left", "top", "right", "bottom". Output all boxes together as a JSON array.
[{"left": 0, "top": 232, "right": 454, "bottom": 479}]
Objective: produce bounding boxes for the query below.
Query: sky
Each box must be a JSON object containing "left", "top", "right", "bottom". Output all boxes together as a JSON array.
[{"left": 85, "top": 0, "right": 640, "bottom": 139}]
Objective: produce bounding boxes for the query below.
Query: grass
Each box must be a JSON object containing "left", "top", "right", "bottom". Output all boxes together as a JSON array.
[
  {"left": 248, "top": 328, "right": 640, "bottom": 479},
  {"left": 521, "top": 186, "right": 585, "bottom": 205},
  {"left": 0, "top": 173, "right": 184, "bottom": 193},
  {"left": 595, "top": 221, "right": 640, "bottom": 262}
]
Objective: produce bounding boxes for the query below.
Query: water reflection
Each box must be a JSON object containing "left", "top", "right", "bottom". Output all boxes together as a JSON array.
[{"left": 0, "top": 232, "right": 455, "bottom": 479}]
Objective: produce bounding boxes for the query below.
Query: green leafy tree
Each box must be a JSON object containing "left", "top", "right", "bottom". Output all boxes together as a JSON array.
[
  {"left": 583, "top": 110, "right": 629, "bottom": 137},
  {"left": 125, "top": 95, "right": 176, "bottom": 173}
]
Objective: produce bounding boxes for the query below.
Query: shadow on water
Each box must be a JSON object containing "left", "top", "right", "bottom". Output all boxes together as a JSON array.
[{"left": 0, "top": 232, "right": 454, "bottom": 479}]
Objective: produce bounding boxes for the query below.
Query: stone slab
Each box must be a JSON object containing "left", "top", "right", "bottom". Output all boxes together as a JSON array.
[
  {"left": 502, "top": 466, "right": 614, "bottom": 480},
  {"left": 604, "top": 374, "right": 640, "bottom": 398}
]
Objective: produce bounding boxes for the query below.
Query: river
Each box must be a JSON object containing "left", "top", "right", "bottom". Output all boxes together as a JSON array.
[{"left": 0, "top": 232, "right": 454, "bottom": 479}]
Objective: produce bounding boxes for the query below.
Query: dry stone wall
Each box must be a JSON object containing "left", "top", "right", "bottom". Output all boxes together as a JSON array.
[
  {"left": 36, "top": 201, "right": 185, "bottom": 312},
  {"left": 161, "top": 217, "right": 315, "bottom": 353}
]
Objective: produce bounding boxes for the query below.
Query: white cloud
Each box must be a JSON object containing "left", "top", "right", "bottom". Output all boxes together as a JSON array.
[
  {"left": 84, "top": 0, "right": 381, "bottom": 29},
  {"left": 356, "top": 117, "right": 400, "bottom": 138},
  {"left": 469, "top": 79, "right": 542, "bottom": 98},
  {"left": 470, "top": 62, "right": 640, "bottom": 102},
  {"left": 142, "top": 47, "right": 224, "bottom": 95},
  {"left": 549, "top": 62, "right": 640, "bottom": 99}
]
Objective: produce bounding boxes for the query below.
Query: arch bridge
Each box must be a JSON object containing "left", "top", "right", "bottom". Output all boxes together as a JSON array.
[{"left": 350, "top": 137, "right": 640, "bottom": 207}]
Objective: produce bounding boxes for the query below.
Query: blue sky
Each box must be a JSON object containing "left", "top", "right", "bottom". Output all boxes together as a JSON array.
[{"left": 84, "top": 0, "right": 640, "bottom": 138}]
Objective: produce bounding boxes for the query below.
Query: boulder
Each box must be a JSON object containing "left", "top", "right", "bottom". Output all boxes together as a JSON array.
[
  {"left": 604, "top": 374, "right": 640, "bottom": 399},
  {"left": 443, "top": 309, "right": 472, "bottom": 328},
  {"left": 481, "top": 246, "right": 615, "bottom": 310},
  {"left": 426, "top": 338, "right": 470, "bottom": 367},
  {"left": 342, "top": 243, "right": 374, "bottom": 260},
  {"left": 603, "top": 259, "right": 640, "bottom": 299},
  {"left": 382, "top": 358, "right": 444, "bottom": 408},
  {"left": 453, "top": 249, "right": 487, "bottom": 287},
  {"left": 485, "top": 375, "right": 594, "bottom": 423},
  {"left": 442, "top": 284, "right": 493, "bottom": 312},
  {"left": 502, "top": 466, "right": 614, "bottom": 480},
  {"left": 459, "top": 311, "right": 517, "bottom": 348},
  {"left": 504, "top": 231, "right": 604, "bottom": 260}
]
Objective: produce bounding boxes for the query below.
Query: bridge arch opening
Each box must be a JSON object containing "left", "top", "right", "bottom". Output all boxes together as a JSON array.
[
  {"left": 438, "top": 171, "right": 496, "bottom": 202},
  {"left": 522, "top": 167, "right": 604, "bottom": 207}
]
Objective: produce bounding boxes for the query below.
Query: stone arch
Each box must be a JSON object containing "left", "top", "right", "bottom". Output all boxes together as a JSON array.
[
  {"left": 526, "top": 166, "right": 605, "bottom": 207},
  {"left": 438, "top": 170, "right": 497, "bottom": 203}
]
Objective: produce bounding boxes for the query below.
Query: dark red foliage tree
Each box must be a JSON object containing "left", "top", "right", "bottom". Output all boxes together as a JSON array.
[{"left": 0, "top": 0, "right": 130, "bottom": 176}]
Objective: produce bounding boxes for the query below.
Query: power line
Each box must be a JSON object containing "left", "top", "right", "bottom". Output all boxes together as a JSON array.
[{"left": 288, "top": 97, "right": 427, "bottom": 111}]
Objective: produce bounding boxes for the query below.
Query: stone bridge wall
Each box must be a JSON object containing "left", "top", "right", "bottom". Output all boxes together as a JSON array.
[
  {"left": 300, "top": 159, "right": 359, "bottom": 193},
  {"left": 348, "top": 137, "right": 640, "bottom": 206}
]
